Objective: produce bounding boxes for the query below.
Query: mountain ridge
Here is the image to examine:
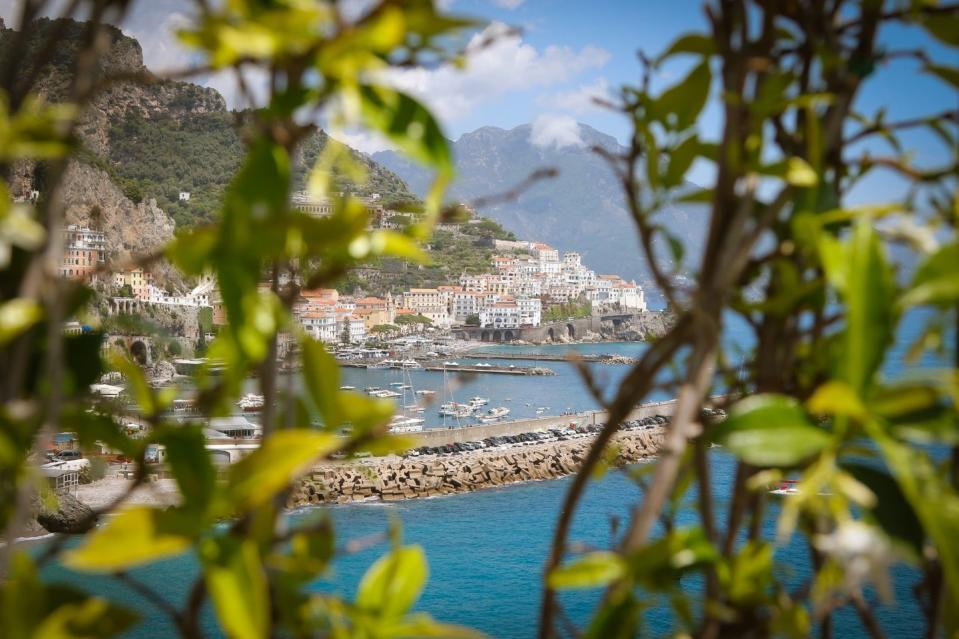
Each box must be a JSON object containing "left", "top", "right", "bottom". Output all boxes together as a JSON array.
[{"left": 374, "top": 121, "right": 706, "bottom": 297}]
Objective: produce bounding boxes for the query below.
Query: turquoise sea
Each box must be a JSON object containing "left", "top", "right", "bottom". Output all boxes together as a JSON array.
[{"left": 36, "top": 309, "right": 951, "bottom": 637}]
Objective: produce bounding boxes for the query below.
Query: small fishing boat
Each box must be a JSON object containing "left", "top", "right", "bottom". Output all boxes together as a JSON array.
[
  {"left": 439, "top": 402, "right": 473, "bottom": 417},
  {"left": 415, "top": 389, "right": 436, "bottom": 396},
  {"left": 769, "top": 479, "right": 799, "bottom": 495},
  {"left": 468, "top": 396, "right": 490, "bottom": 408},
  {"left": 237, "top": 394, "right": 264, "bottom": 412},
  {"left": 388, "top": 415, "right": 425, "bottom": 433},
  {"left": 478, "top": 407, "right": 510, "bottom": 423},
  {"left": 339, "top": 385, "right": 356, "bottom": 391}
]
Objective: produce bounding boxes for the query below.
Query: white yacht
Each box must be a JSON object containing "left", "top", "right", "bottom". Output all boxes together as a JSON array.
[
  {"left": 389, "top": 415, "right": 425, "bottom": 433},
  {"left": 478, "top": 407, "right": 510, "bottom": 423},
  {"left": 237, "top": 394, "right": 264, "bottom": 412}
]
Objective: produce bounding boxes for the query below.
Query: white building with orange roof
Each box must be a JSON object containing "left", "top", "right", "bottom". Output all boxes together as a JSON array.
[{"left": 300, "top": 310, "right": 337, "bottom": 343}]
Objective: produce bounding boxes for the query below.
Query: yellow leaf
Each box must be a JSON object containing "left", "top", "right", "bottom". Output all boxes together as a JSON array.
[
  {"left": 225, "top": 430, "right": 339, "bottom": 512},
  {"left": 63, "top": 507, "right": 191, "bottom": 572},
  {"left": 785, "top": 157, "right": 818, "bottom": 187},
  {"left": 806, "top": 380, "right": 867, "bottom": 420}
]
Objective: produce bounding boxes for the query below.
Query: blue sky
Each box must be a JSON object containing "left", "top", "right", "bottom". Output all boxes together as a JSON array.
[
  {"left": 378, "top": 0, "right": 956, "bottom": 204},
  {"left": 1, "top": 0, "right": 954, "bottom": 203}
]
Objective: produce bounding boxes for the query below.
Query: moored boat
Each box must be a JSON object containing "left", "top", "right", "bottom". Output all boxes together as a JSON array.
[
  {"left": 478, "top": 406, "right": 510, "bottom": 423},
  {"left": 388, "top": 415, "right": 425, "bottom": 433},
  {"left": 468, "top": 396, "right": 490, "bottom": 408},
  {"left": 237, "top": 393, "right": 264, "bottom": 412},
  {"left": 769, "top": 479, "right": 799, "bottom": 495}
]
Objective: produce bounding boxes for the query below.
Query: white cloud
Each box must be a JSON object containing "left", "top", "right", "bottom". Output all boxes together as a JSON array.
[
  {"left": 328, "top": 128, "right": 394, "bottom": 155},
  {"left": 529, "top": 113, "right": 584, "bottom": 149},
  {"left": 538, "top": 77, "right": 612, "bottom": 114},
  {"left": 492, "top": 0, "right": 526, "bottom": 8},
  {"left": 384, "top": 21, "right": 609, "bottom": 124}
]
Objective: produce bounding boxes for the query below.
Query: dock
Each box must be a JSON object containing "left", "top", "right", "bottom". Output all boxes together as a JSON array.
[
  {"left": 467, "top": 351, "right": 636, "bottom": 364},
  {"left": 337, "top": 361, "right": 555, "bottom": 376}
]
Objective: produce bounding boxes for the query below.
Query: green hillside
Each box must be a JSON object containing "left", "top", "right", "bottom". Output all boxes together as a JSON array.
[{"left": 103, "top": 111, "right": 419, "bottom": 227}]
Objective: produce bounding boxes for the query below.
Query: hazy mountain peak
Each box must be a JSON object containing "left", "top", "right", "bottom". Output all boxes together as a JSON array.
[{"left": 373, "top": 122, "right": 704, "bottom": 298}]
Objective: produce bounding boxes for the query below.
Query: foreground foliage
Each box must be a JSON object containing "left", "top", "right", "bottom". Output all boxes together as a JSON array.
[
  {"left": 539, "top": 2, "right": 959, "bottom": 638},
  {"left": 0, "top": 1, "right": 956, "bottom": 638},
  {"left": 0, "top": 1, "right": 475, "bottom": 637}
]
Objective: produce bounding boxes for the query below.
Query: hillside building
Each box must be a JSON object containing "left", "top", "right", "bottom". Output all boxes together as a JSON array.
[{"left": 60, "top": 225, "right": 105, "bottom": 282}]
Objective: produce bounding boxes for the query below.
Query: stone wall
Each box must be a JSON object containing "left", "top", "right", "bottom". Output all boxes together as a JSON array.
[{"left": 291, "top": 428, "right": 664, "bottom": 505}]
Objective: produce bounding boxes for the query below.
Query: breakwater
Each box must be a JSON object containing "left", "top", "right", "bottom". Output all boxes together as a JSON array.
[{"left": 291, "top": 427, "right": 664, "bottom": 505}]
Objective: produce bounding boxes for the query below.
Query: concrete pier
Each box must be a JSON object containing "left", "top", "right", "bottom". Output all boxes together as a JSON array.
[
  {"left": 414, "top": 400, "right": 678, "bottom": 446},
  {"left": 292, "top": 427, "right": 665, "bottom": 505}
]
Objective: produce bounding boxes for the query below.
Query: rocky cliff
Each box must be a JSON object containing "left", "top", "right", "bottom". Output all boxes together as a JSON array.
[
  {"left": 61, "top": 161, "right": 176, "bottom": 263},
  {"left": 3, "top": 18, "right": 417, "bottom": 264}
]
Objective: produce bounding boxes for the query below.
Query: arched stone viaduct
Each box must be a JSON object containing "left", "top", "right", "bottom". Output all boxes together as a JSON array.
[{"left": 453, "top": 316, "right": 604, "bottom": 343}]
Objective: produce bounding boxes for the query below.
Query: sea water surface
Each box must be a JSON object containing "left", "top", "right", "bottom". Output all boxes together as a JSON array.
[{"left": 37, "top": 309, "right": 951, "bottom": 637}]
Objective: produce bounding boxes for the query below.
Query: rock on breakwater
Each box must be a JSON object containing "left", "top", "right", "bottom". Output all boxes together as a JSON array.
[{"left": 290, "top": 428, "right": 664, "bottom": 505}]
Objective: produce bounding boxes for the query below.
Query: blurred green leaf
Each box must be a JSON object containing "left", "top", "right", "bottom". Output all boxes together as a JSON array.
[
  {"left": 761, "top": 157, "right": 818, "bottom": 187},
  {"left": 584, "top": 590, "right": 640, "bottom": 639},
  {"left": 710, "top": 394, "right": 831, "bottom": 466},
  {"left": 155, "top": 426, "right": 216, "bottom": 515},
  {"left": 842, "top": 462, "right": 923, "bottom": 555},
  {"left": 807, "top": 380, "right": 867, "bottom": 421},
  {"left": 652, "top": 61, "right": 711, "bottom": 130},
  {"left": 658, "top": 33, "right": 715, "bottom": 60},
  {"left": 204, "top": 538, "right": 269, "bottom": 639},
  {"left": 301, "top": 337, "right": 341, "bottom": 428},
  {"left": 872, "top": 429, "right": 959, "bottom": 605},
  {"left": 0, "top": 298, "right": 42, "bottom": 345},
  {"left": 820, "top": 220, "right": 896, "bottom": 393},
  {"left": 924, "top": 64, "right": 959, "bottom": 89},
  {"left": 664, "top": 135, "right": 700, "bottom": 187},
  {"left": 225, "top": 430, "right": 338, "bottom": 512},
  {"left": 64, "top": 507, "right": 191, "bottom": 572},
  {"left": 0, "top": 94, "right": 76, "bottom": 161},
  {"left": 357, "top": 84, "right": 452, "bottom": 176},
  {"left": 628, "top": 526, "right": 718, "bottom": 588},
  {"left": 724, "top": 541, "right": 773, "bottom": 606},
  {"left": 548, "top": 551, "right": 627, "bottom": 590},
  {"left": 901, "top": 242, "right": 959, "bottom": 307},
  {"left": 356, "top": 544, "right": 428, "bottom": 619},
  {"left": 34, "top": 595, "right": 139, "bottom": 639},
  {"left": 108, "top": 353, "right": 157, "bottom": 417},
  {"left": 921, "top": 14, "right": 959, "bottom": 47}
]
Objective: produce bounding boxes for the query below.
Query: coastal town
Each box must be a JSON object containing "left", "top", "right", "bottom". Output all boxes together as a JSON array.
[{"left": 59, "top": 191, "right": 651, "bottom": 353}]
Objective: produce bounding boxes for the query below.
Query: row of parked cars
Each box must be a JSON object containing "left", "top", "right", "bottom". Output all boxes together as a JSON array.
[{"left": 406, "top": 413, "right": 679, "bottom": 458}]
